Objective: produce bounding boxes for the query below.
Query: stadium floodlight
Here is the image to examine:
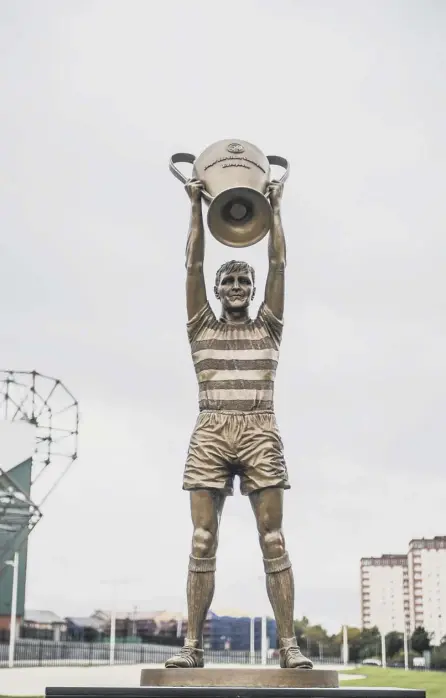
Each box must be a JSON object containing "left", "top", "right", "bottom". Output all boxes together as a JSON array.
[{"left": 0, "top": 370, "right": 79, "bottom": 571}]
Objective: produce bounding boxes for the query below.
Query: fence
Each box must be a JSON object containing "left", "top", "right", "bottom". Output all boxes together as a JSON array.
[{"left": 0, "top": 639, "right": 340, "bottom": 668}]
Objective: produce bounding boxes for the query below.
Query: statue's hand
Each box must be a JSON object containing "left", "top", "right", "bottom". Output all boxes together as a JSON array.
[
  {"left": 268, "top": 181, "right": 283, "bottom": 209},
  {"left": 185, "top": 179, "right": 203, "bottom": 202}
]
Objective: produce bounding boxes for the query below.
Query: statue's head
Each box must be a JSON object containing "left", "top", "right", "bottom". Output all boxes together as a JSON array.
[{"left": 214, "top": 260, "right": 256, "bottom": 312}]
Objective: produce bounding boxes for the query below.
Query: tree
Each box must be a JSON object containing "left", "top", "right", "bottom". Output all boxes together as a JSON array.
[
  {"left": 294, "top": 617, "right": 309, "bottom": 646},
  {"left": 386, "top": 631, "right": 404, "bottom": 659},
  {"left": 432, "top": 644, "right": 446, "bottom": 670},
  {"left": 393, "top": 648, "right": 418, "bottom": 667},
  {"left": 293, "top": 618, "right": 335, "bottom": 657},
  {"left": 411, "top": 626, "right": 432, "bottom": 654},
  {"left": 332, "top": 626, "right": 364, "bottom": 662},
  {"left": 358, "top": 627, "right": 381, "bottom": 661},
  {"left": 305, "top": 624, "right": 329, "bottom": 647}
]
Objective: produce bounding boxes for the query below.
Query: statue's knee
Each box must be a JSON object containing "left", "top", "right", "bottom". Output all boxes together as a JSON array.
[
  {"left": 261, "top": 529, "right": 285, "bottom": 558},
  {"left": 192, "top": 527, "right": 216, "bottom": 558}
]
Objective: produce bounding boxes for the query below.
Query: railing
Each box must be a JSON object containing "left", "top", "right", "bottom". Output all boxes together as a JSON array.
[{"left": 0, "top": 639, "right": 341, "bottom": 668}]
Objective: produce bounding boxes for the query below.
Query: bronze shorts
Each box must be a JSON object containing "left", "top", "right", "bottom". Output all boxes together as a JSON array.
[{"left": 183, "top": 411, "right": 290, "bottom": 496}]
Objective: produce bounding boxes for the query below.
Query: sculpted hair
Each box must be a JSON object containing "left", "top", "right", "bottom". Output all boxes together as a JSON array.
[{"left": 215, "top": 260, "right": 255, "bottom": 287}]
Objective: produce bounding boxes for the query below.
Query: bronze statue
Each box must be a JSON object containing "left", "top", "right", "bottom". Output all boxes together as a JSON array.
[{"left": 165, "top": 162, "right": 312, "bottom": 670}]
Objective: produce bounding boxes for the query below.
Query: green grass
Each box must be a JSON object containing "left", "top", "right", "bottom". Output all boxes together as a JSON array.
[{"left": 341, "top": 666, "right": 445, "bottom": 697}]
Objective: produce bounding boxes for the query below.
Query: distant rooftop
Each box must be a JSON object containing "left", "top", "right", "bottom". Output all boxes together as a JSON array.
[
  {"left": 25, "top": 610, "right": 65, "bottom": 625},
  {"left": 66, "top": 616, "right": 104, "bottom": 630},
  {"left": 93, "top": 610, "right": 168, "bottom": 622},
  {"left": 361, "top": 554, "right": 408, "bottom": 567},
  {"left": 409, "top": 536, "right": 446, "bottom": 548}
]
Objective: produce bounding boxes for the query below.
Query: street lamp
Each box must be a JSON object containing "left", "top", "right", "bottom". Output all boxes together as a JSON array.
[
  {"left": 261, "top": 615, "right": 268, "bottom": 665},
  {"left": 250, "top": 616, "right": 255, "bottom": 664},
  {"left": 100, "top": 578, "right": 134, "bottom": 665},
  {"left": 342, "top": 625, "right": 349, "bottom": 666},
  {"left": 403, "top": 625, "right": 410, "bottom": 671},
  {"left": 5, "top": 552, "right": 19, "bottom": 669},
  {"left": 251, "top": 574, "right": 268, "bottom": 666},
  {"left": 380, "top": 629, "right": 387, "bottom": 668}
]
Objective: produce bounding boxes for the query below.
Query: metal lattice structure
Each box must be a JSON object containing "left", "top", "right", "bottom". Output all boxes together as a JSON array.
[
  {"left": 0, "top": 466, "right": 42, "bottom": 540},
  {"left": 0, "top": 370, "right": 79, "bottom": 570}
]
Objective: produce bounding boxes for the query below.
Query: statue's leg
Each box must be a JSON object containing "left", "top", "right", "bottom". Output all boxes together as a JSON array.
[
  {"left": 166, "top": 412, "right": 232, "bottom": 668},
  {"left": 165, "top": 489, "right": 225, "bottom": 668},
  {"left": 249, "top": 486, "right": 313, "bottom": 669},
  {"left": 186, "top": 489, "right": 225, "bottom": 645},
  {"left": 237, "top": 412, "right": 312, "bottom": 668},
  {"left": 249, "top": 487, "right": 294, "bottom": 637}
]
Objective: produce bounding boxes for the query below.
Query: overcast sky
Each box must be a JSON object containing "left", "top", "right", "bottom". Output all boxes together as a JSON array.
[{"left": 1, "top": 0, "right": 445, "bottom": 634}]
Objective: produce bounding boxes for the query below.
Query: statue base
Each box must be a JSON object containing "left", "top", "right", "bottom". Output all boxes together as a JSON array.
[
  {"left": 140, "top": 668, "right": 338, "bottom": 689},
  {"left": 46, "top": 676, "right": 426, "bottom": 698},
  {"left": 45, "top": 666, "right": 426, "bottom": 698}
]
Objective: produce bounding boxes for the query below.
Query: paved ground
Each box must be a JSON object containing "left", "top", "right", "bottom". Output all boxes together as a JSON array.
[{"left": 0, "top": 663, "right": 363, "bottom": 695}]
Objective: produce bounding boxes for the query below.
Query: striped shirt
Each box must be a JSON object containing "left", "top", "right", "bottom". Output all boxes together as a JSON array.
[{"left": 187, "top": 301, "right": 283, "bottom": 413}]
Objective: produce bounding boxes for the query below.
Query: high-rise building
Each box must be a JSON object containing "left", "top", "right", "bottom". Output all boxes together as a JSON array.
[
  {"left": 408, "top": 536, "right": 446, "bottom": 645},
  {"left": 360, "top": 554, "right": 410, "bottom": 634}
]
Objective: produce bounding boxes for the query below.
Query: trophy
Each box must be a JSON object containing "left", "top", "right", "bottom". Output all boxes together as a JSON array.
[{"left": 169, "top": 139, "right": 289, "bottom": 248}]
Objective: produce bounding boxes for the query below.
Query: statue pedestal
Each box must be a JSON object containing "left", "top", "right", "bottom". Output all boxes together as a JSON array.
[
  {"left": 45, "top": 667, "right": 426, "bottom": 698},
  {"left": 140, "top": 668, "right": 338, "bottom": 689}
]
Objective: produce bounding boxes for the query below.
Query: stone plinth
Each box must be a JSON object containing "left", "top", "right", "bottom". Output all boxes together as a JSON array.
[
  {"left": 46, "top": 683, "right": 427, "bottom": 697},
  {"left": 140, "top": 668, "right": 338, "bottom": 689}
]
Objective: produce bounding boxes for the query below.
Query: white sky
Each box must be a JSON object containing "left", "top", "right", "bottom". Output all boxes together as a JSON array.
[
  {"left": 0, "top": 422, "right": 36, "bottom": 471},
  {"left": 1, "top": 0, "right": 445, "bottom": 634}
]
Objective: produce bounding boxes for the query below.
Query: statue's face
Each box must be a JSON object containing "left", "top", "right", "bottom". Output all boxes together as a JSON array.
[{"left": 216, "top": 268, "right": 254, "bottom": 311}]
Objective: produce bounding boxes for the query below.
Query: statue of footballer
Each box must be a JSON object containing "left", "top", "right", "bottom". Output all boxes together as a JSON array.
[{"left": 166, "top": 177, "right": 312, "bottom": 671}]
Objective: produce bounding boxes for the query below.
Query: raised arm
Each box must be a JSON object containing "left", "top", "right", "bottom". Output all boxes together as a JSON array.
[
  {"left": 185, "top": 179, "right": 207, "bottom": 320},
  {"left": 264, "top": 181, "right": 286, "bottom": 319}
]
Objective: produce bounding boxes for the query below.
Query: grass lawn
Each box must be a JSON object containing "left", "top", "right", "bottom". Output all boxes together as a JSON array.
[{"left": 341, "top": 666, "right": 445, "bottom": 697}]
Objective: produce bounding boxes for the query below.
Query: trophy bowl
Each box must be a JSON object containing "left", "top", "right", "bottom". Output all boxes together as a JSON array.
[{"left": 169, "top": 139, "right": 289, "bottom": 248}]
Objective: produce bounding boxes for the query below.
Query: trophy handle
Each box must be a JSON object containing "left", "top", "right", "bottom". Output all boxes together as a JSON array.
[
  {"left": 266, "top": 155, "right": 290, "bottom": 185},
  {"left": 169, "top": 153, "right": 212, "bottom": 202}
]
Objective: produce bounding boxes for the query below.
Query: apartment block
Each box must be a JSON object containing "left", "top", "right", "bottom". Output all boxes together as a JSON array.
[
  {"left": 408, "top": 536, "right": 446, "bottom": 645},
  {"left": 360, "top": 554, "right": 410, "bottom": 633}
]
